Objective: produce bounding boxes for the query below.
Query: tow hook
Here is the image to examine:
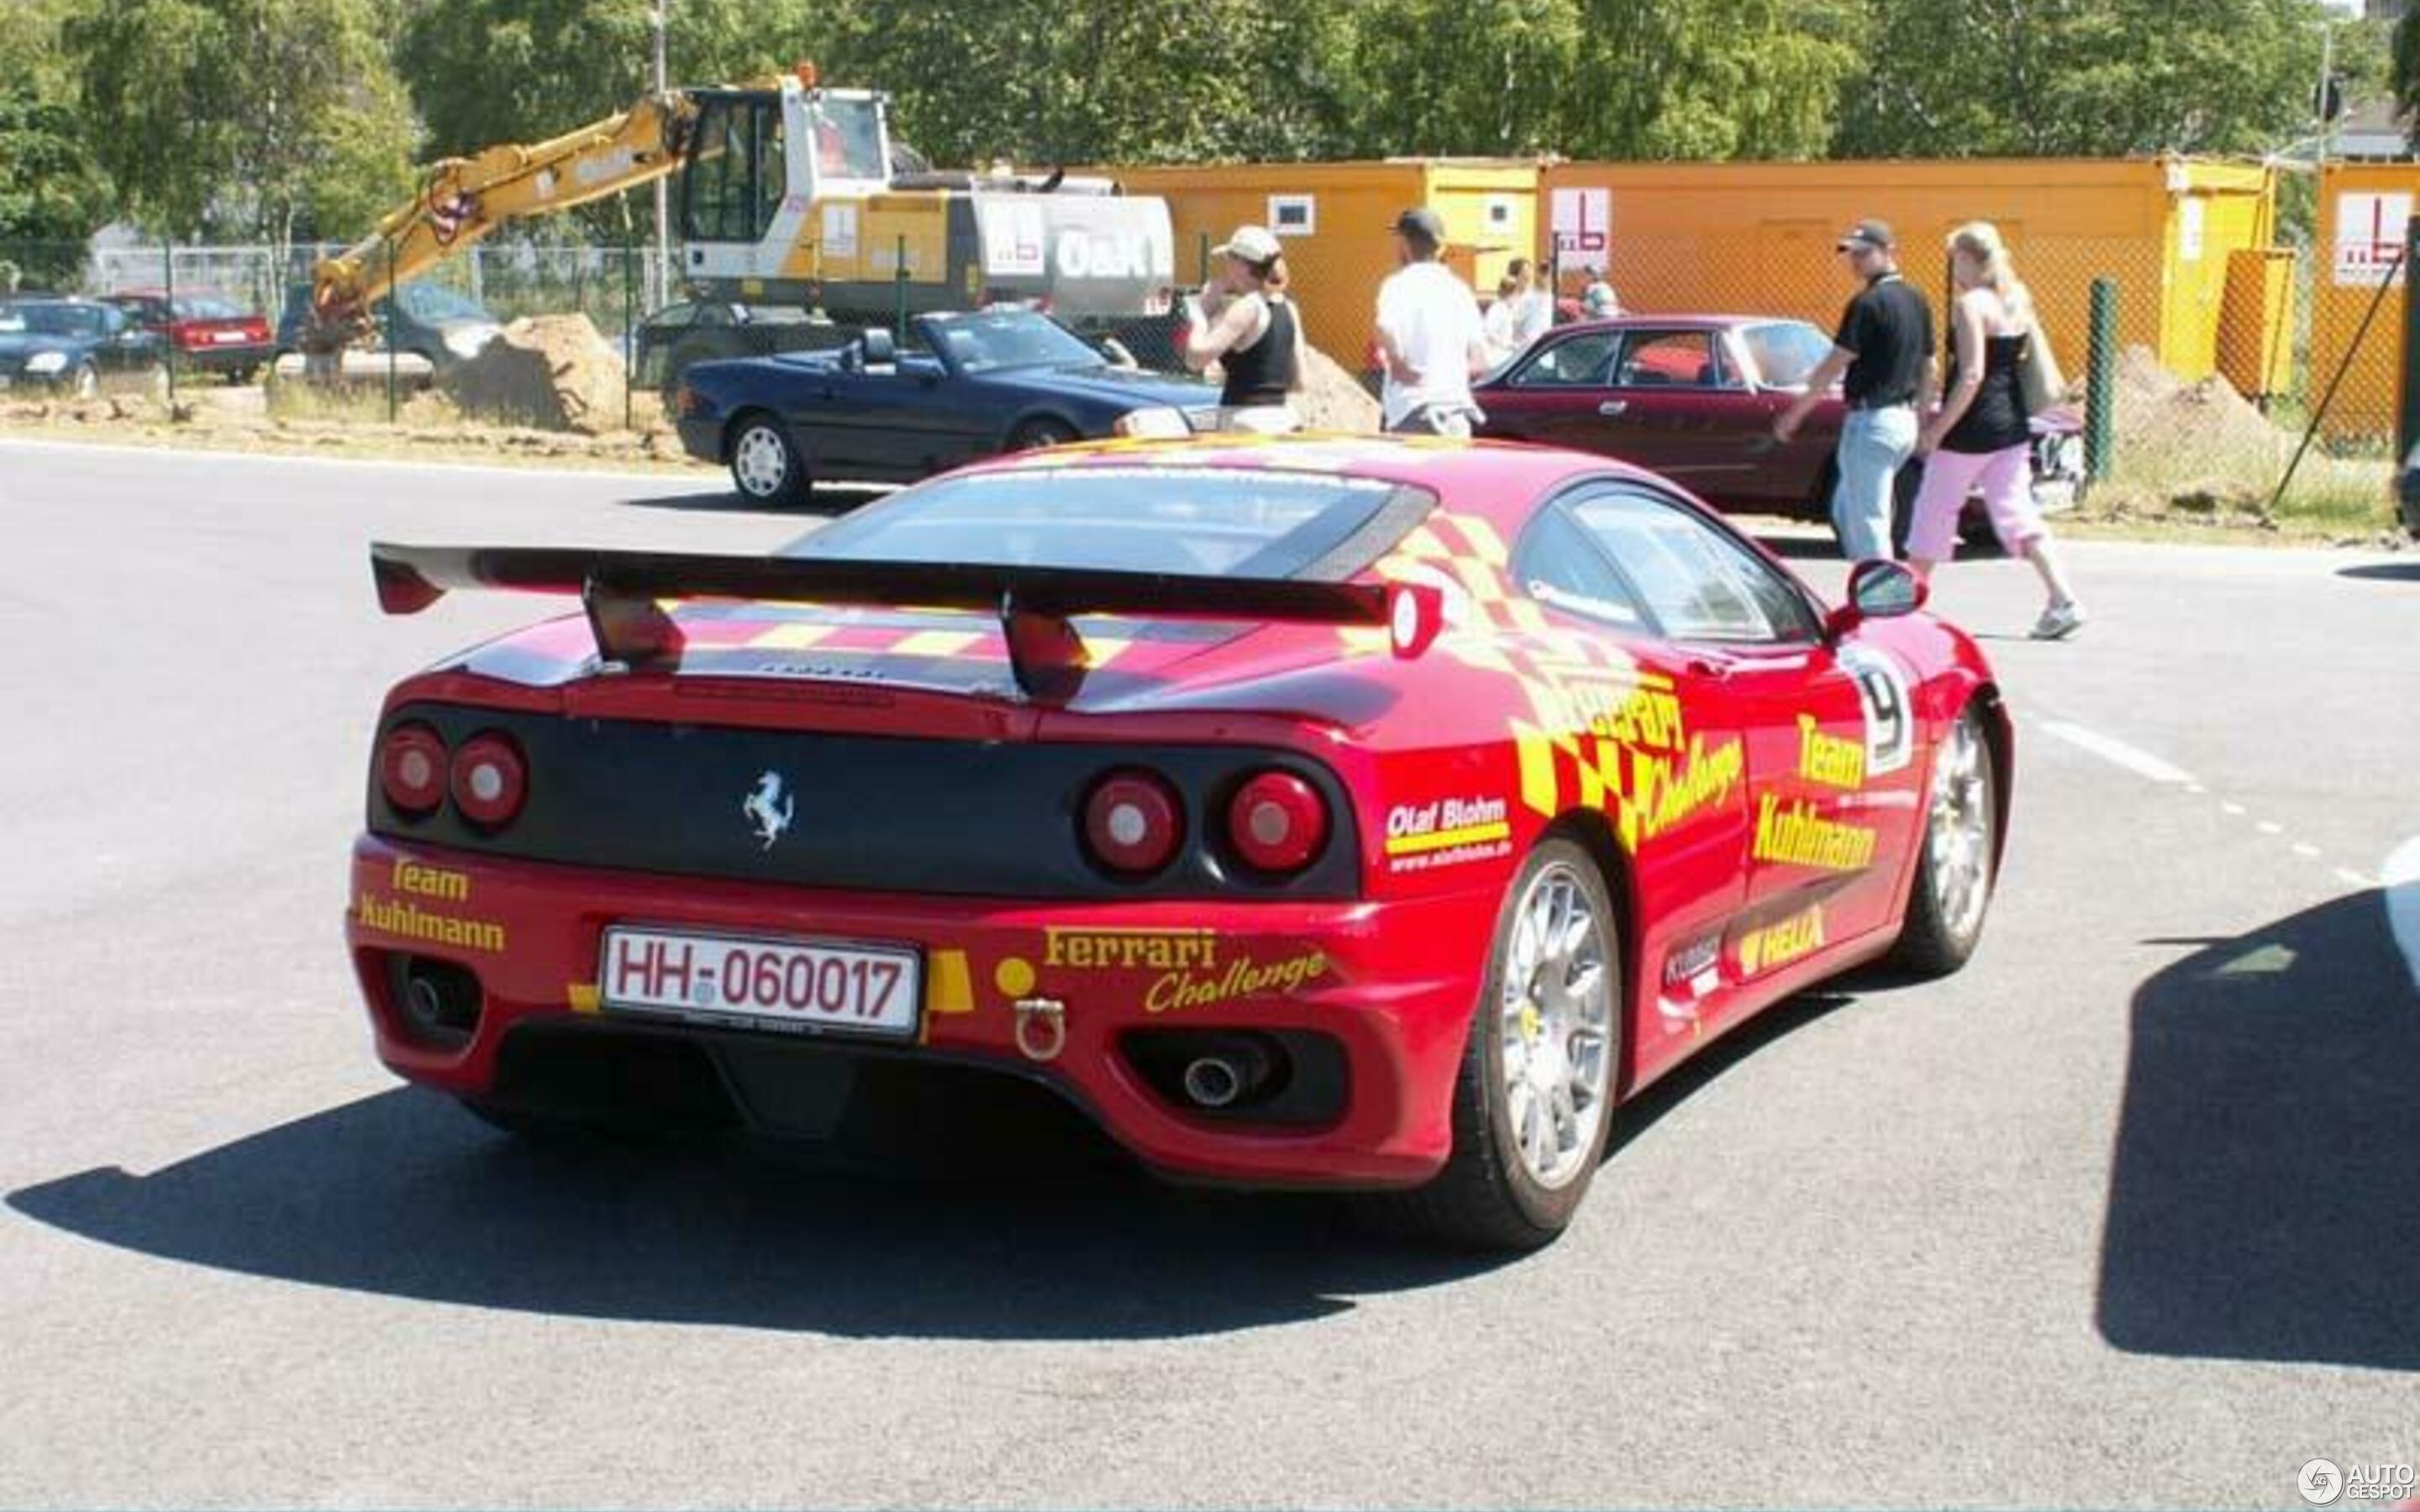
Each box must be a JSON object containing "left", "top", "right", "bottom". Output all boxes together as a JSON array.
[{"left": 1013, "top": 996, "right": 1066, "bottom": 1063}]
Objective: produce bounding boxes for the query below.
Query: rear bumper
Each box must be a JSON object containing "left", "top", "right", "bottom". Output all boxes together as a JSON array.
[
  {"left": 675, "top": 414, "right": 723, "bottom": 464},
  {"left": 175, "top": 340, "right": 274, "bottom": 373},
  {"left": 345, "top": 835, "right": 1498, "bottom": 1188}
]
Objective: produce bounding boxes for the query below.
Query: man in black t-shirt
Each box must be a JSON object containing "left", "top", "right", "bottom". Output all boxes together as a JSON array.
[{"left": 1775, "top": 219, "right": 1934, "bottom": 559}]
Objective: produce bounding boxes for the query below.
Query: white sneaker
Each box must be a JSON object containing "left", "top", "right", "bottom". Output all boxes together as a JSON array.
[{"left": 2030, "top": 601, "right": 2086, "bottom": 640}]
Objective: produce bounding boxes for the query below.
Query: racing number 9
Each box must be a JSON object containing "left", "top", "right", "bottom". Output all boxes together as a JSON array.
[{"left": 1843, "top": 648, "right": 1913, "bottom": 777}]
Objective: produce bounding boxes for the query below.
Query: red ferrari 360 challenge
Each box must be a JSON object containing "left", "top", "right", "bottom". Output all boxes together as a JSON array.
[{"left": 348, "top": 434, "right": 2011, "bottom": 1247}]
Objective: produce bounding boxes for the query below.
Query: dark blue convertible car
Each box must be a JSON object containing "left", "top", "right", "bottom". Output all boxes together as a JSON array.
[{"left": 673, "top": 308, "right": 1218, "bottom": 505}]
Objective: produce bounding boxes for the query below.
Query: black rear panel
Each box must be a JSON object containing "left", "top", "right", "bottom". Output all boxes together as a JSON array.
[{"left": 371, "top": 703, "right": 1361, "bottom": 900}]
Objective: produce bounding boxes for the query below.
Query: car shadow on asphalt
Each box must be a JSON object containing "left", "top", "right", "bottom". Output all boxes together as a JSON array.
[
  {"left": 617, "top": 486, "right": 892, "bottom": 517},
  {"left": 2096, "top": 889, "right": 2420, "bottom": 1371},
  {"left": 5, "top": 1083, "right": 1518, "bottom": 1340},
  {"left": 2337, "top": 561, "right": 2420, "bottom": 582}
]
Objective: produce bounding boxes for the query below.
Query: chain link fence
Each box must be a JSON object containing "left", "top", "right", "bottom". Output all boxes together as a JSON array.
[{"left": 1, "top": 228, "right": 2404, "bottom": 529}]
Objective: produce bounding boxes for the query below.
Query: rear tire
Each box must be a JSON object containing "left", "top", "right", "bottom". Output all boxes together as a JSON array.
[
  {"left": 727, "top": 412, "right": 812, "bottom": 507},
  {"left": 1007, "top": 417, "right": 1079, "bottom": 451},
  {"left": 1889, "top": 702, "right": 1999, "bottom": 974},
  {"left": 1376, "top": 837, "right": 1622, "bottom": 1250}
]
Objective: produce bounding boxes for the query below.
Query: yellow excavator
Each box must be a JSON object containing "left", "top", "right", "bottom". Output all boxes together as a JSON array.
[{"left": 306, "top": 64, "right": 1176, "bottom": 380}]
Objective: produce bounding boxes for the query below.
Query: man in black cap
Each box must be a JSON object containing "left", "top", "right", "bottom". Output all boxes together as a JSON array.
[
  {"left": 1774, "top": 218, "right": 1933, "bottom": 559},
  {"left": 1374, "top": 207, "right": 1489, "bottom": 436}
]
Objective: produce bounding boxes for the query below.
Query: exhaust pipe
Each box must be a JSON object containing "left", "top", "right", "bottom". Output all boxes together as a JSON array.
[
  {"left": 403, "top": 970, "right": 450, "bottom": 1033},
  {"left": 1179, "top": 1037, "right": 1276, "bottom": 1110},
  {"left": 1181, "top": 1056, "right": 1244, "bottom": 1109}
]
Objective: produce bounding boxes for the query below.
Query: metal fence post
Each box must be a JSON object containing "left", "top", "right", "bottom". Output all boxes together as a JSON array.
[
  {"left": 162, "top": 240, "right": 177, "bottom": 411},
  {"left": 385, "top": 237, "right": 399, "bottom": 424},
  {"left": 894, "top": 234, "right": 908, "bottom": 339},
  {"left": 2396, "top": 215, "right": 2420, "bottom": 471},
  {"left": 2085, "top": 277, "right": 2118, "bottom": 484},
  {"left": 623, "top": 242, "right": 636, "bottom": 433},
  {"left": 1197, "top": 232, "right": 1210, "bottom": 286}
]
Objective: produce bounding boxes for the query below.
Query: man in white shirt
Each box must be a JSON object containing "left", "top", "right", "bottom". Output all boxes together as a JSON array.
[{"left": 1374, "top": 207, "right": 1490, "bottom": 436}]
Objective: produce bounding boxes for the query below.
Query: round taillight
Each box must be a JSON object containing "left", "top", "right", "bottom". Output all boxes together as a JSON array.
[
  {"left": 379, "top": 723, "right": 449, "bottom": 816},
  {"left": 449, "top": 732, "right": 528, "bottom": 828},
  {"left": 1227, "top": 770, "right": 1329, "bottom": 874},
  {"left": 1083, "top": 770, "right": 1182, "bottom": 875}
]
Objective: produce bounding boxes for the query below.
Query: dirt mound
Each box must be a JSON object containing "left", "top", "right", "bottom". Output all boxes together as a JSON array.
[
  {"left": 2107, "top": 344, "right": 2290, "bottom": 478},
  {"left": 441, "top": 314, "right": 628, "bottom": 433},
  {"left": 1296, "top": 343, "right": 1380, "bottom": 433}
]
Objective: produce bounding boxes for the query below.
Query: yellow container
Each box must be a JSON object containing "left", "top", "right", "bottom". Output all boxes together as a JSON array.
[
  {"left": 1101, "top": 159, "right": 1541, "bottom": 370},
  {"left": 1538, "top": 157, "right": 2275, "bottom": 386},
  {"left": 2310, "top": 162, "right": 2418, "bottom": 442},
  {"left": 2217, "top": 248, "right": 2297, "bottom": 402}
]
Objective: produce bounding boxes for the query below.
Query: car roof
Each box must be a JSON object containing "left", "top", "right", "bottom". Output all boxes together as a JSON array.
[
  {"left": 960, "top": 433, "right": 1650, "bottom": 533},
  {"left": 1551, "top": 314, "right": 1823, "bottom": 334}
]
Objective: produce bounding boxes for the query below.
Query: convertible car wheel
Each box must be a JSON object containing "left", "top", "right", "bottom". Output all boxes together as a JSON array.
[
  {"left": 1387, "top": 837, "right": 1621, "bottom": 1249},
  {"left": 1008, "top": 417, "right": 1079, "bottom": 451},
  {"left": 1889, "top": 702, "right": 1998, "bottom": 974},
  {"left": 729, "top": 413, "right": 811, "bottom": 507}
]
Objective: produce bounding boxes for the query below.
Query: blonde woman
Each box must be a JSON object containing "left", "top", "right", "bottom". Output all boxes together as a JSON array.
[{"left": 1912, "top": 222, "right": 2086, "bottom": 639}]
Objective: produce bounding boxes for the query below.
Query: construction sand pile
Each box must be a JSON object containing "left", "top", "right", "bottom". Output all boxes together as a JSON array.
[
  {"left": 1297, "top": 343, "right": 1381, "bottom": 433},
  {"left": 2107, "top": 344, "right": 2291, "bottom": 499},
  {"left": 442, "top": 314, "right": 628, "bottom": 433}
]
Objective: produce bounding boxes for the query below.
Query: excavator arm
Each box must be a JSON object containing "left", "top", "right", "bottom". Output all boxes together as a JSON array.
[{"left": 305, "top": 91, "right": 700, "bottom": 349}]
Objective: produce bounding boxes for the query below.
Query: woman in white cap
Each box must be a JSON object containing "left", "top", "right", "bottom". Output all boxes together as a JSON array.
[{"left": 1182, "top": 223, "right": 1306, "bottom": 433}]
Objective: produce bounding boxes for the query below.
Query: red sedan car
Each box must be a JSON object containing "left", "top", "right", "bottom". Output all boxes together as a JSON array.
[
  {"left": 100, "top": 288, "right": 276, "bottom": 383},
  {"left": 350, "top": 436, "right": 2010, "bottom": 1247},
  {"left": 1478, "top": 315, "right": 1847, "bottom": 519}
]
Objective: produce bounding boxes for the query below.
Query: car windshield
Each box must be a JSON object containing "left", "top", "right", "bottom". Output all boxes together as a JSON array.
[
  {"left": 926, "top": 310, "right": 1102, "bottom": 374},
  {"left": 0, "top": 302, "right": 103, "bottom": 337},
  {"left": 174, "top": 295, "right": 246, "bottom": 319},
  {"left": 1739, "top": 321, "right": 1833, "bottom": 389},
  {"left": 394, "top": 283, "right": 490, "bottom": 323},
  {"left": 787, "top": 466, "right": 1421, "bottom": 580}
]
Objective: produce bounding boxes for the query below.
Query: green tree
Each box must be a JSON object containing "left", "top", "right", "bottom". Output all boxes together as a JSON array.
[
  {"left": 68, "top": 0, "right": 418, "bottom": 250},
  {"left": 0, "top": 0, "right": 111, "bottom": 285},
  {"left": 1837, "top": 0, "right": 2330, "bottom": 157},
  {"left": 1564, "top": 0, "right": 1863, "bottom": 159}
]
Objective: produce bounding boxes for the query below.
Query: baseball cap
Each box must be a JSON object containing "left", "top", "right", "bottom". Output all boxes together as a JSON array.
[
  {"left": 1389, "top": 207, "right": 1447, "bottom": 243},
  {"left": 1836, "top": 218, "right": 1896, "bottom": 252},
  {"left": 1212, "top": 224, "right": 1282, "bottom": 265}
]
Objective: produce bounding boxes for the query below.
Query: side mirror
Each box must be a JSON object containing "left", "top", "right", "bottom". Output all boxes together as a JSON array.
[
  {"left": 1826, "top": 559, "right": 1926, "bottom": 639},
  {"left": 860, "top": 326, "right": 896, "bottom": 367}
]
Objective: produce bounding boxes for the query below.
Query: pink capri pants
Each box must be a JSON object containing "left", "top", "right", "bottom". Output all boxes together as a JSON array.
[{"left": 1907, "top": 443, "right": 2043, "bottom": 562}]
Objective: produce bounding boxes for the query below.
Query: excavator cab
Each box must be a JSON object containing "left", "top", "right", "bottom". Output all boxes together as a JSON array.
[{"left": 679, "top": 81, "right": 892, "bottom": 288}]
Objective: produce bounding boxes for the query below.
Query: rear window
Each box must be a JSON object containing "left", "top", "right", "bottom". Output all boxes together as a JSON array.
[
  {"left": 787, "top": 465, "right": 1426, "bottom": 580},
  {"left": 174, "top": 295, "right": 246, "bottom": 319},
  {"left": 1739, "top": 321, "right": 1833, "bottom": 390}
]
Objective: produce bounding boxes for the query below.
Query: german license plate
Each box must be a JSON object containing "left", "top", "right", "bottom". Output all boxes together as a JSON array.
[
  {"left": 211, "top": 330, "right": 248, "bottom": 344},
  {"left": 598, "top": 927, "right": 920, "bottom": 1037}
]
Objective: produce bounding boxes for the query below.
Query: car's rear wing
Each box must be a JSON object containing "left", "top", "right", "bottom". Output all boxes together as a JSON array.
[{"left": 371, "top": 543, "right": 1443, "bottom": 701}]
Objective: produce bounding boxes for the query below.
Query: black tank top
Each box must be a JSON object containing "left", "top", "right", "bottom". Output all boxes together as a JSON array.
[
  {"left": 1220, "top": 297, "right": 1298, "bottom": 407},
  {"left": 1942, "top": 332, "right": 2030, "bottom": 454}
]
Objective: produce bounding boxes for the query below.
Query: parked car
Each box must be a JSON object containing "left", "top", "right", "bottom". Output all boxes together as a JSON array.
[
  {"left": 100, "top": 288, "right": 276, "bottom": 383},
  {"left": 0, "top": 297, "right": 167, "bottom": 399},
  {"left": 1477, "top": 314, "right": 2082, "bottom": 550},
  {"left": 275, "top": 280, "right": 503, "bottom": 377},
  {"left": 353, "top": 433, "right": 2010, "bottom": 1248},
  {"left": 674, "top": 307, "right": 1219, "bottom": 504}
]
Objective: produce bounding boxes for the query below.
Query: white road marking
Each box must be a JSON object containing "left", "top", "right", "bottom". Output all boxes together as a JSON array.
[
  {"left": 2037, "top": 721, "right": 2197, "bottom": 785},
  {"left": 2258, "top": 822, "right": 2285, "bottom": 836},
  {"left": 0, "top": 436, "right": 720, "bottom": 488},
  {"left": 2293, "top": 843, "right": 2322, "bottom": 859},
  {"left": 2386, "top": 837, "right": 2420, "bottom": 992},
  {"left": 2222, "top": 801, "right": 2248, "bottom": 816},
  {"left": 2338, "top": 868, "right": 2377, "bottom": 890}
]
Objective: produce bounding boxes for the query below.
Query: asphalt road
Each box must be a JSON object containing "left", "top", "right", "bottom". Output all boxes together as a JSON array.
[{"left": 2, "top": 438, "right": 2414, "bottom": 1509}]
